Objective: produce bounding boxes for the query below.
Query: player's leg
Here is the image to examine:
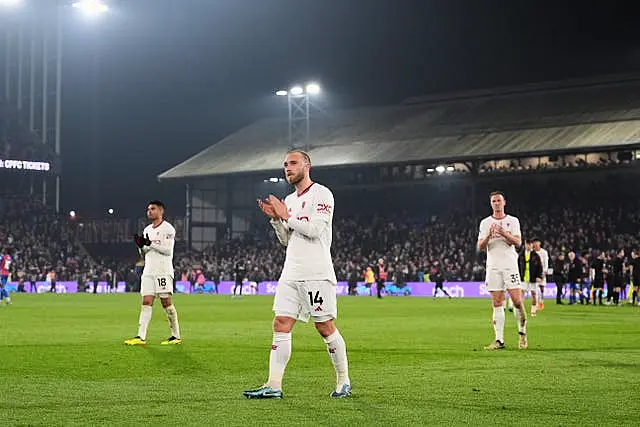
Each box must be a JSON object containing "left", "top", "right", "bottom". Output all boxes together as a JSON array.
[
  {"left": 125, "top": 276, "right": 155, "bottom": 345},
  {"left": 484, "top": 270, "right": 506, "bottom": 349},
  {"left": 0, "top": 286, "right": 9, "bottom": 305},
  {"left": 530, "top": 287, "right": 538, "bottom": 317},
  {"left": 306, "top": 280, "right": 351, "bottom": 397},
  {"left": 507, "top": 284, "right": 528, "bottom": 349},
  {"left": 538, "top": 282, "right": 545, "bottom": 310},
  {"left": 159, "top": 293, "right": 182, "bottom": 344},
  {"left": 440, "top": 282, "right": 451, "bottom": 298},
  {"left": 244, "top": 281, "right": 301, "bottom": 399}
]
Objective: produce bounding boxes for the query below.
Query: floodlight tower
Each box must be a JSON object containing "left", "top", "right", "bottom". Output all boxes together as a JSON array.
[
  {"left": 1, "top": 0, "right": 108, "bottom": 213},
  {"left": 275, "top": 82, "right": 321, "bottom": 152}
]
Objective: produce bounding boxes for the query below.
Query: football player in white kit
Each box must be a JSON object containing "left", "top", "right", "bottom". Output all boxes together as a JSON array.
[
  {"left": 477, "top": 192, "right": 528, "bottom": 350},
  {"left": 124, "top": 200, "right": 182, "bottom": 346},
  {"left": 243, "top": 150, "right": 351, "bottom": 399},
  {"left": 532, "top": 238, "right": 549, "bottom": 311}
]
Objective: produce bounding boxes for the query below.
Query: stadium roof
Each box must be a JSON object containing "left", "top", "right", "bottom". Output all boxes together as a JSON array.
[{"left": 159, "top": 74, "right": 640, "bottom": 181}]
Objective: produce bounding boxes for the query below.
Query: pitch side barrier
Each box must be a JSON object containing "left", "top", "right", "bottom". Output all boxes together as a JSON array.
[{"left": 5, "top": 281, "right": 612, "bottom": 298}]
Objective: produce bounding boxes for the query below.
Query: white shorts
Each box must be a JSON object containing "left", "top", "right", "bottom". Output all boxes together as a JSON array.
[
  {"left": 140, "top": 275, "right": 174, "bottom": 297},
  {"left": 485, "top": 269, "right": 522, "bottom": 292},
  {"left": 522, "top": 282, "right": 538, "bottom": 292},
  {"left": 273, "top": 280, "right": 337, "bottom": 323}
]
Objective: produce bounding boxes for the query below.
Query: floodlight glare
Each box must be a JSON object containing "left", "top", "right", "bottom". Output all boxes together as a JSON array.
[
  {"left": 446, "top": 166, "right": 455, "bottom": 172},
  {"left": 69, "top": 210, "right": 76, "bottom": 218},
  {"left": 269, "top": 177, "right": 279, "bottom": 183},
  {"left": 0, "top": 0, "right": 23, "bottom": 8},
  {"left": 108, "top": 208, "right": 114, "bottom": 214},
  {"left": 289, "top": 86, "right": 303, "bottom": 96},
  {"left": 435, "top": 165, "right": 446, "bottom": 173},
  {"left": 72, "top": 0, "right": 109, "bottom": 16},
  {"left": 275, "top": 90, "right": 288, "bottom": 96},
  {"left": 305, "top": 83, "right": 321, "bottom": 95}
]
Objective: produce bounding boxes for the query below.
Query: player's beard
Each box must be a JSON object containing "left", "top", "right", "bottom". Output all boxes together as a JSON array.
[{"left": 286, "top": 170, "right": 304, "bottom": 185}]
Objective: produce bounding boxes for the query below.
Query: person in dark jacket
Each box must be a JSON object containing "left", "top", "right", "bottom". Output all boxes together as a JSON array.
[
  {"left": 552, "top": 253, "right": 568, "bottom": 304},
  {"left": 517, "top": 240, "right": 544, "bottom": 316}
]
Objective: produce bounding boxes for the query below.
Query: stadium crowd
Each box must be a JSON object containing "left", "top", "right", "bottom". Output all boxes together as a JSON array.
[{"left": 1, "top": 171, "right": 639, "bottom": 302}]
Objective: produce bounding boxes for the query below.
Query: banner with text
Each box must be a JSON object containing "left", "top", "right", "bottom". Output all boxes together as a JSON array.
[{"left": 5, "top": 280, "right": 593, "bottom": 298}]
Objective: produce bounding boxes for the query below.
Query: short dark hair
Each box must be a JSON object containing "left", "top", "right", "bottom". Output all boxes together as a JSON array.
[
  {"left": 489, "top": 191, "right": 505, "bottom": 199},
  {"left": 531, "top": 237, "right": 541, "bottom": 243},
  {"left": 286, "top": 149, "right": 311, "bottom": 165},
  {"left": 149, "top": 200, "right": 165, "bottom": 210}
]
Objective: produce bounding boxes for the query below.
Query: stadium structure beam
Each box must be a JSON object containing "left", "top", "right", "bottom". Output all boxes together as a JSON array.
[{"left": 276, "top": 83, "right": 321, "bottom": 152}]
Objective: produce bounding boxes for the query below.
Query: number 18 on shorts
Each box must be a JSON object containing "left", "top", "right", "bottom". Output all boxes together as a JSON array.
[{"left": 141, "top": 275, "right": 174, "bottom": 296}]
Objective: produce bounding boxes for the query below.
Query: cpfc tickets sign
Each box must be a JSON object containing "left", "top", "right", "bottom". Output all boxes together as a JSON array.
[
  {"left": 6, "top": 280, "right": 592, "bottom": 298},
  {"left": 0, "top": 159, "right": 51, "bottom": 171}
]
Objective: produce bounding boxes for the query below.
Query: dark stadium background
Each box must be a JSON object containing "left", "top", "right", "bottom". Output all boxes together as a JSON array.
[{"left": 48, "top": 0, "right": 639, "bottom": 217}]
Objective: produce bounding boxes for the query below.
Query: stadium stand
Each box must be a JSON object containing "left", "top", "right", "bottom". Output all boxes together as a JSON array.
[{"left": 158, "top": 74, "right": 640, "bottom": 179}]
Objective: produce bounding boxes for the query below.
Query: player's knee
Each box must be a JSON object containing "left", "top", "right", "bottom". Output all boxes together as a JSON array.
[
  {"left": 273, "top": 316, "right": 295, "bottom": 333},
  {"left": 314, "top": 319, "right": 336, "bottom": 338},
  {"left": 142, "top": 295, "right": 154, "bottom": 306},
  {"left": 160, "top": 297, "right": 172, "bottom": 308}
]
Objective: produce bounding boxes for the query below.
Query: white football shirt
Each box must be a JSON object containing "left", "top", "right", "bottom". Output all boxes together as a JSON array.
[
  {"left": 537, "top": 247, "right": 549, "bottom": 275},
  {"left": 277, "top": 182, "right": 337, "bottom": 284},
  {"left": 141, "top": 220, "right": 175, "bottom": 277},
  {"left": 478, "top": 214, "right": 521, "bottom": 271}
]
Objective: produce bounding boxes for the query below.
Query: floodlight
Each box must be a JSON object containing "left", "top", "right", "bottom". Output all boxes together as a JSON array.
[
  {"left": 305, "top": 83, "right": 321, "bottom": 95},
  {"left": 289, "top": 86, "right": 303, "bottom": 96},
  {"left": 72, "top": 0, "right": 109, "bottom": 16}
]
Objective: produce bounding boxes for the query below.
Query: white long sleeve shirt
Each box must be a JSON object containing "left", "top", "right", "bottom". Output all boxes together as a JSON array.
[
  {"left": 273, "top": 182, "right": 337, "bottom": 285},
  {"left": 141, "top": 220, "right": 175, "bottom": 277}
]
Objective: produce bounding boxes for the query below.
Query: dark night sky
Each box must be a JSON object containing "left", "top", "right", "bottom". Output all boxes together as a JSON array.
[{"left": 56, "top": 0, "right": 639, "bottom": 217}]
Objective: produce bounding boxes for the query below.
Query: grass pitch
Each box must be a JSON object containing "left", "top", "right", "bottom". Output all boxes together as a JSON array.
[{"left": 1, "top": 294, "right": 639, "bottom": 426}]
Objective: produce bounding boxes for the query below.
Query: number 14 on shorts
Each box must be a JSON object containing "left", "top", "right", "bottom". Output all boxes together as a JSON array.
[{"left": 308, "top": 291, "right": 323, "bottom": 306}]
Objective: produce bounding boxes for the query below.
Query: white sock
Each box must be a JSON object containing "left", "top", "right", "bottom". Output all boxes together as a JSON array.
[
  {"left": 323, "top": 330, "right": 350, "bottom": 391},
  {"left": 507, "top": 297, "right": 514, "bottom": 309},
  {"left": 137, "top": 305, "right": 152, "bottom": 340},
  {"left": 164, "top": 304, "right": 180, "bottom": 339},
  {"left": 538, "top": 290, "right": 544, "bottom": 302},
  {"left": 492, "top": 306, "right": 505, "bottom": 343},
  {"left": 516, "top": 306, "right": 527, "bottom": 334},
  {"left": 266, "top": 332, "right": 292, "bottom": 390}
]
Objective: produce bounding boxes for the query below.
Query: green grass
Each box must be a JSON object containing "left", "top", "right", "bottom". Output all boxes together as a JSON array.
[{"left": 1, "top": 294, "right": 639, "bottom": 426}]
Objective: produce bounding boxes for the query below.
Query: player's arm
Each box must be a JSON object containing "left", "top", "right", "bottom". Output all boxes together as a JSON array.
[
  {"left": 501, "top": 219, "right": 521, "bottom": 247},
  {"left": 149, "top": 227, "right": 175, "bottom": 256},
  {"left": 477, "top": 220, "right": 490, "bottom": 251},
  {"left": 285, "top": 189, "right": 334, "bottom": 239},
  {"left": 270, "top": 219, "right": 291, "bottom": 246}
]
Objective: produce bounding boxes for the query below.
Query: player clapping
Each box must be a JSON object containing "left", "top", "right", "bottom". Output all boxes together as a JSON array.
[
  {"left": 124, "top": 201, "right": 182, "bottom": 346},
  {"left": 244, "top": 150, "right": 351, "bottom": 399},
  {"left": 477, "top": 192, "right": 528, "bottom": 350}
]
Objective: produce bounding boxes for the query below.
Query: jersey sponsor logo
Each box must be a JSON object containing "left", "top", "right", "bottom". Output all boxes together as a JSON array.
[
  {"left": 317, "top": 203, "right": 332, "bottom": 214},
  {"left": 297, "top": 216, "right": 309, "bottom": 222}
]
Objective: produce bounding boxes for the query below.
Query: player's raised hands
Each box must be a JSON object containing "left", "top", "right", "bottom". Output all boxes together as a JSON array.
[
  {"left": 257, "top": 198, "right": 277, "bottom": 219},
  {"left": 267, "top": 195, "right": 290, "bottom": 220}
]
